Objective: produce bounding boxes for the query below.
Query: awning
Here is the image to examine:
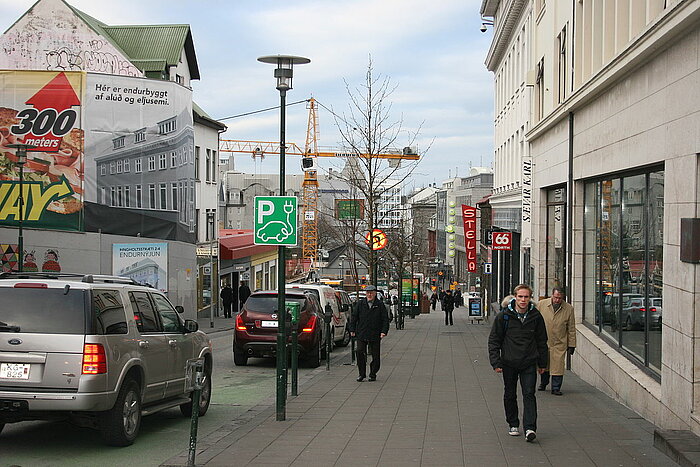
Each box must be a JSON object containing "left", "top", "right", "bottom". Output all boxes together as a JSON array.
[{"left": 219, "top": 229, "right": 276, "bottom": 260}]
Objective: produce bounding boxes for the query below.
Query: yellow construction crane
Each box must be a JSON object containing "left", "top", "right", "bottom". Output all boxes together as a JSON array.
[{"left": 219, "top": 97, "right": 420, "bottom": 269}]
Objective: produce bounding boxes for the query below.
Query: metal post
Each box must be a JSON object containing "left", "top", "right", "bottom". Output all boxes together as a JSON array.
[
  {"left": 209, "top": 213, "right": 215, "bottom": 328},
  {"left": 326, "top": 318, "right": 331, "bottom": 371},
  {"left": 187, "top": 360, "right": 204, "bottom": 467},
  {"left": 276, "top": 89, "right": 288, "bottom": 421},
  {"left": 289, "top": 302, "right": 299, "bottom": 396},
  {"left": 18, "top": 160, "right": 24, "bottom": 273},
  {"left": 7, "top": 144, "right": 35, "bottom": 273},
  {"left": 351, "top": 335, "right": 356, "bottom": 364}
]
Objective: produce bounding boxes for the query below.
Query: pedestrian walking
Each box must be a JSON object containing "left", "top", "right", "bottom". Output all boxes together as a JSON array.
[
  {"left": 220, "top": 283, "right": 233, "bottom": 318},
  {"left": 430, "top": 292, "right": 438, "bottom": 311},
  {"left": 348, "top": 285, "right": 390, "bottom": 382},
  {"left": 537, "top": 287, "right": 576, "bottom": 395},
  {"left": 238, "top": 280, "right": 251, "bottom": 312},
  {"left": 443, "top": 289, "right": 455, "bottom": 325},
  {"left": 454, "top": 288, "right": 462, "bottom": 308},
  {"left": 488, "top": 284, "right": 548, "bottom": 442}
]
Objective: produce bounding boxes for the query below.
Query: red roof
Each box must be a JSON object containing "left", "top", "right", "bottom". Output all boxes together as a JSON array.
[{"left": 219, "top": 229, "right": 276, "bottom": 260}]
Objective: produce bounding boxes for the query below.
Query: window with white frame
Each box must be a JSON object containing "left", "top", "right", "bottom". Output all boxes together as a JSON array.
[
  {"left": 159, "top": 183, "right": 167, "bottom": 210},
  {"left": 135, "top": 129, "right": 146, "bottom": 143},
  {"left": 170, "top": 151, "right": 177, "bottom": 168},
  {"left": 158, "top": 117, "right": 177, "bottom": 135},
  {"left": 159, "top": 153, "right": 167, "bottom": 170},
  {"left": 558, "top": 25, "right": 567, "bottom": 103},
  {"left": 113, "top": 136, "right": 125, "bottom": 150},
  {"left": 124, "top": 185, "right": 131, "bottom": 207},
  {"left": 135, "top": 158, "right": 142, "bottom": 173},
  {"left": 116, "top": 159, "right": 123, "bottom": 174},
  {"left": 535, "top": 57, "right": 545, "bottom": 121},
  {"left": 136, "top": 185, "right": 142, "bottom": 208},
  {"left": 148, "top": 155, "right": 156, "bottom": 171},
  {"left": 148, "top": 184, "right": 156, "bottom": 209},
  {"left": 123, "top": 158, "right": 130, "bottom": 173},
  {"left": 100, "top": 164, "right": 106, "bottom": 176}
]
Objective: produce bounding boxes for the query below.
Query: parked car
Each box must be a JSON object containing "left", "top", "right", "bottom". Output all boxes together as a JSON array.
[
  {"left": 335, "top": 289, "right": 353, "bottom": 325},
  {"left": 233, "top": 290, "right": 327, "bottom": 367},
  {"left": 0, "top": 272, "right": 212, "bottom": 446},
  {"left": 603, "top": 292, "right": 643, "bottom": 327},
  {"left": 621, "top": 297, "right": 662, "bottom": 330},
  {"left": 287, "top": 284, "right": 350, "bottom": 347}
]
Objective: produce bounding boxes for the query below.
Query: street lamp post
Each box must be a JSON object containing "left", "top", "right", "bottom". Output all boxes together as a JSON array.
[
  {"left": 258, "top": 54, "right": 310, "bottom": 422},
  {"left": 7, "top": 144, "right": 37, "bottom": 273}
]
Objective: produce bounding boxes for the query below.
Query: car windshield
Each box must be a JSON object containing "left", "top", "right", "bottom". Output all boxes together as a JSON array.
[
  {"left": 245, "top": 295, "right": 306, "bottom": 314},
  {"left": 0, "top": 287, "right": 87, "bottom": 334},
  {"left": 288, "top": 287, "right": 320, "bottom": 302}
]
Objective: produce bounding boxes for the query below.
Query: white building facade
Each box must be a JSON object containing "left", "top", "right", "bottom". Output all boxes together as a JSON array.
[
  {"left": 527, "top": 0, "right": 700, "bottom": 434},
  {"left": 481, "top": 0, "right": 535, "bottom": 300}
]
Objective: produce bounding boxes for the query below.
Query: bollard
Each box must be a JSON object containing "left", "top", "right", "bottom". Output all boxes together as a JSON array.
[
  {"left": 288, "top": 302, "right": 300, "bottom": 396},
  {"left": 187, "top": 359, "right": 204, "bottom": 467},
  {"left": 323, "top": 304, "right": 333, "bottom": 371}
]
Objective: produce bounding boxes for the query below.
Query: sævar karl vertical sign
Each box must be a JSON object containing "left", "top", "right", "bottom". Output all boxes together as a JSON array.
[{"left": 254, "top": 196, "right": 298, "bottom": 245}]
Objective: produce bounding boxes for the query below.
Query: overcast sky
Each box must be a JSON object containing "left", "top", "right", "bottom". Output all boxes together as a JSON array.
[{"left": 0, "top": 0, "right": 494, "bottom": 190}]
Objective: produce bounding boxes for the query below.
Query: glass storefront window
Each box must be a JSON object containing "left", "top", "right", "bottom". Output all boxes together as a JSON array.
[
  {"left": 583, "top": 169, "right": 663, "bottom": 376},
  {"left": 583, "top": 183, "right": 598, "bottom": 328}
]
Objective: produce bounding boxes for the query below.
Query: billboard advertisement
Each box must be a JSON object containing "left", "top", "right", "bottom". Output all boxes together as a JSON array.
[
  {"left": 113, "top": 243, "right": 168, "bottom": 292},
  {"left": 0, "top": 70, "right": 85, "bottom": 231},
  {"left": 84, "top": 73, "right": 195, "bottom": 243}
]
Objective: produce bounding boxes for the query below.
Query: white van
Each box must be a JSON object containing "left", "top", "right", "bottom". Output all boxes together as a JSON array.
[{"left": 287, "top": 284, "right": 350, "bottom": 347}]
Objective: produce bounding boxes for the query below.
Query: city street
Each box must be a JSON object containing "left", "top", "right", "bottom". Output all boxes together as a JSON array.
[{"left": 0, "top": 326, "right": 352, "bottom": 467}]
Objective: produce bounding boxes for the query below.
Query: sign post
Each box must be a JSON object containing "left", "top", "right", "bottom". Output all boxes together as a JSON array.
[{"left": 254, "top": 195, "right": 298, "bottom": 421}]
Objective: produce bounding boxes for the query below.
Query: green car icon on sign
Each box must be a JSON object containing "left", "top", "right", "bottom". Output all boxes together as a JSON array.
[{"left": 254, "top": 196, "right": 298, "bottom": 245}]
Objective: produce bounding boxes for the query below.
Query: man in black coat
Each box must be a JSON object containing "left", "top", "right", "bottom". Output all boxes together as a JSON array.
[
  {"left": 238, "top": 280, "right": 251, "bottom": 312},
  {"left": 443, "top": 289, "right": 455, "bottom": 326},
  {"left": 488, "top": 284, "right": 548, "bottom": 443},
  {"left": 220, "top": 284, "right": 233, "bottom": 318},
  {"left": 348, "top": 285, "right": 390, "bottom": 382}
]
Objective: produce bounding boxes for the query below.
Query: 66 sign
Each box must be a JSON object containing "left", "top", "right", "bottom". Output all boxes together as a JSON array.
[{"left": 492, "top": 232, "right": 513, "bottom": 250}]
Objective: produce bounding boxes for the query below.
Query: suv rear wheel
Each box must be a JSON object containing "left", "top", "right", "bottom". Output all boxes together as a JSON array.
[
  {"left": 233, "top": 350, "right": 248, "bottom": 366},
  {"left": 180, "top": 364, "right": 212, "bottom": 417},
  {"left": 99, "top": 379, "right": 141, "bottom": 446},
  {"left": 306, "top": 339, "right": 321, "bottom": 368}
]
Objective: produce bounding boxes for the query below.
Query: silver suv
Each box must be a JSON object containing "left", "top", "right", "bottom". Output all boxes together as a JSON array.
[{"left": 0, "top": 273, "right": 213, "bottom": 446}]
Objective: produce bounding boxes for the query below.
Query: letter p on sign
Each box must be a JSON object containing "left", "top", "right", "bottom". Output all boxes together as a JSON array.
[{"left": 257, "top": 200, "right": 274, "bottom": 224}]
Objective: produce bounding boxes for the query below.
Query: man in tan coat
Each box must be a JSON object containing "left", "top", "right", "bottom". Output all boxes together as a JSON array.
[{"left": 537, "top": 287, "right": 576, "bottom": 395}]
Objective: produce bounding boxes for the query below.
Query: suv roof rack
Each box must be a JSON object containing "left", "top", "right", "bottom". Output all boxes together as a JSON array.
[
  {"left": 0, "top": 272, "right": 86, "bottom": 280},
  {"left": 82, "top": 275, "right": 142, "bottom": 285},
  {"left": 0, "top": 272, "right": 142, "bottom": 286}
]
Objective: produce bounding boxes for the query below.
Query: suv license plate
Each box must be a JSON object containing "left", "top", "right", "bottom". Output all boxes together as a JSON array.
[
  {"left": 261, "top": 320, "right": 278, "bottom": 328},
  {"left": 0, "top": 363, "right": 30, "bottom": 380}
]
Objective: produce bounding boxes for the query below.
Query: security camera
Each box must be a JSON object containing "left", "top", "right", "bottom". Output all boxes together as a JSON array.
[{"left": 480, "top": 24, "right": 488, "bottom": 33}]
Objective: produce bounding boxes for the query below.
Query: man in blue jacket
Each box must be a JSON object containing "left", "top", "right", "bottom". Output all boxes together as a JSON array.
[
  {"left": 349, "top": 285, "right": 390, "bottom": 382},
  {"left": 488, "top": 284, "right": 548, "bottom": 442}
]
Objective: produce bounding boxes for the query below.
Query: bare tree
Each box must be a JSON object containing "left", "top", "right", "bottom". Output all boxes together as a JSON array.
[{"left": 328, "top": 57, "right": 424, "bottom": 285}]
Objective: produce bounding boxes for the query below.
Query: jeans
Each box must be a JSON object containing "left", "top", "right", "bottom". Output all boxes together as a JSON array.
[
  {"left": 502, "top": 364, "right": 538, "bottom": 431},
  {"left": 444, "top": 310, "right": 453, "bottom": 325},
  {"left": 356, "top": 339, "right": 381, "bottom": 378},
  {"left": 223, "top": 302, "right": 232, "bottom": 318},
  {"left": 540, "top": 372, "right": 563, "bottom": 391}
]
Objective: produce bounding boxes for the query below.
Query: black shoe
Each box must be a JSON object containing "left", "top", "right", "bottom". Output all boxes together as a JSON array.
[
  {"left": 368, "top": 375, "right": 376, "bottom": 382},
  {"left": 551, "top": 390, "right": 563, "bottom": 395},
  {"left": 538, "top": 385, "right": 547, "bottom": 391},
  {"left": 356, "top": 376, "right": 365, "bottom": 382}
]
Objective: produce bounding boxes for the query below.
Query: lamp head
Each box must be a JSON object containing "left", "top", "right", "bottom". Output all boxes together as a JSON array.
[{"left": 258, "top": 55, "right": 310, "bottom": 92}]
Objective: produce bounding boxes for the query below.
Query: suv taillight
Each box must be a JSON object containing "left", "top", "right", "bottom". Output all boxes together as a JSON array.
[
  {"left": 82, "top": 344, "right": 107, "bottom": 374},
  {"left": 236, "top": 314, "right": 247, "bottom": 331},
  {"left": 302, "top": 315, "right": 317, "bottom": 333}
]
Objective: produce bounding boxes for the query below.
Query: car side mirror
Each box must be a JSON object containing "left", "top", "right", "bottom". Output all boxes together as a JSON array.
[
  {"left": 175, "top": 305, "right": 185, "bottom": 314},
  {"left": 183, "top": 319, "right": 198, "bottom": 333}
]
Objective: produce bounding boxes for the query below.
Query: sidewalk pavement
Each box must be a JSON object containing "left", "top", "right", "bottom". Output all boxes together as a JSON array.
[
  {"left": 173, "top": 307, "right": 676, "bottom": 467},
  {"left": 197, "top": 314, "right": 236, "bottom": 334}
]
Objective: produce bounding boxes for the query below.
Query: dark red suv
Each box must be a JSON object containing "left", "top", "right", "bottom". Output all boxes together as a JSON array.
[{"left": 233, "top": 290, "right": 326, "bottom": 368}]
